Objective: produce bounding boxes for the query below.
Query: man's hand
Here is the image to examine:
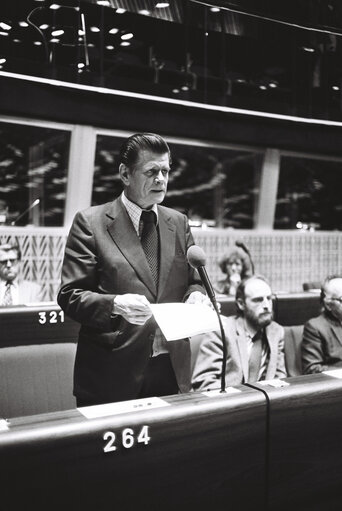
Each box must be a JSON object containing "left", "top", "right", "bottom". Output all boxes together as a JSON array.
[
  {"left": 114, "top": 294, "right": 152, "bottom": 325},
  {"left": 185, "top": 291, "right": 221, "bottom": 312}
]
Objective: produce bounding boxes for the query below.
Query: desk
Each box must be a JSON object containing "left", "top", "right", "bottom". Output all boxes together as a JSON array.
[
  {"left": 0, "top": 387, "right": 266, "bottom": 511},
  {"left": 250, "top": 372, "right": 342, "bottom": 511},
  {"left": 0, "top": 303, "right": 79, "bottom": 348}
]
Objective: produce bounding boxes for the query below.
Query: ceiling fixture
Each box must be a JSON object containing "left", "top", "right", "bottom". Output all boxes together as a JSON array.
[
  {"left": 90, "top": 26, "right": 100, "bottom": 32},
  {"left": 155, "top": 3, "right": 170, "bottom": 8},
  {"left": 19, "top": 22, "right": 29, "bottom": 28},
  {"left": 116, "top": 8, "right": 126, "bottom": 14},
  {"left": 121, "top": 32, "right": 133, "bottom": 40},
  {"left": 51, "top": 29, "right": 64, "bottom": 36},
  {"left": 49, "top": 4, "right": 61, "bottom": 10},
  {"left": 0, "top": 22, "right": 11, "bottom": 31},
  {"left": 109, "top": 28, "right": 119, "bottom": 34}
]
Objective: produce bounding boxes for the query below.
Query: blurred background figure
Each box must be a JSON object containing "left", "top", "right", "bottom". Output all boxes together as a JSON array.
[
  {"left": 215, "top": 244, "right": 254, "bottom": 296},
  {"left": 0, "top": 242, "right": 43, "bottom": 306},
  {"left": 0, "top": 200, "right": 9, "bottom": 226}
]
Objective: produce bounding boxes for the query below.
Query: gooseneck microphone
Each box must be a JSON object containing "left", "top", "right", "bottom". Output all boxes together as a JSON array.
[
  {"left": 187, "top": 245, "right": 227, "bottom": 393},
  {"left": 11, "top": 199, "right": 40, "bottom": 226},
  {"left": 235, "top": 239, "right": 255, "bottom": 274}
]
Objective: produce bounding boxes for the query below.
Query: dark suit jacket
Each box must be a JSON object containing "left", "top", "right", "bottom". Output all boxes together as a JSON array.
[
  {"left": 192, "top": 315, "right": 286, "bottom": 390},
  {"left": 57, "top": 198, "right": 203, "bottom": 403},
  {"left": 302, "top": 311, "right": 342, "bottom": 374}
]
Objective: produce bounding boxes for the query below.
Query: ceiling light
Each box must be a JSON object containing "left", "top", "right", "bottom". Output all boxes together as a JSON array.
[
  {"left": 50, "top": 38, "right": 60, "bottom": 43},
  {"left": 106, "top": 45, "right": 114, "bottom": 50},
  {"left": 181, "top": 85, "right": 189, "bottom": 91},
  {"left": 51, "top": 29, "right": 64, "bottom": 36},
  {"left": 39, "top": 24, "right": 49, "bottom": 30},
  {"left": 116, "top": 8, "right": 126, "bottom": 14},
  {"left": 78, "top": 29, "right": 85, "bottom": 35},
  {"left": 0, "top": 22, "right": 11, "bottom": 31},
  {"left": 34, "top": 41, "right": 42, "bottom": 45},
  {"left": 269, "top": 81, "right": 278, "bottom": 88},
  {"left": 155, "top": 2, "right": 169, "bottom": 7},
  {"left": 121, "top": 32, "right": 133, "bottom": 40},
  {"left": 302, "top": 46, "right": 315, "bottom": 53},
  {"left": 97, "top": 0, "right": 110, "bottom": 5},
  {"left": 139, "top": 10, "right": 150, "bottom": 15},
  {"left": 210, "top": 7, "right": 220, "bottom": 12},
  {"left": 259, "top": 85, "right": 267, "bottom": 90},
  {"left": 0, "top": 31, "right": 9, "bottom": 37},
  {"left": 332, "top": 85, "right": 340, "bottom": 91},
  {"left": 19, "top": 21, "right": 29, "bottom": 28},
  {"left": 12, "top": 38, "right": 20, "bottom": 42},
  {"left": 87, "top": 43, "right": 95, "bottom": 47},
  {"left": 172, "top": 88, "right": 180, "bottom": 94},
  {"left": 90, "top": 26, "right": 100, "bottom": 32},
  {"left": 0, "top": 58, "right": 6, "bottom": 64},
  {"left": 77, "top": 62, "right": 85, "bottom": 68},
  {"left": 50, "top": 4, "right": 61, "bottom": 9},
  {"left": 109, "top": 28, "right": 119, "bottom": 34},
  {"left": 120, "top": 41, "right": 130, "bottom": 47}
]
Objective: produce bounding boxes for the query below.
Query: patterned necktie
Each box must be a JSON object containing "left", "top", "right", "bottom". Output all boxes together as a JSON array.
[
  {"left": 248, "top": 332, "right": 263, "bottom": 383},
  {"left": 2, "top": 281, "right": 13, "bottom": 306},
  {"left": 141, "top": 210, "right": 159, "bottom": 288}
]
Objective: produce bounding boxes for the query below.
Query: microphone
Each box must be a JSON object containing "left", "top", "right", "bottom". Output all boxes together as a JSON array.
[
  {"left": 187, "top": 245, "right": 227, "bottom": 393},
  {"left": 11, "top": 199, "right": 40, "bottom": 226},
  {"left": 235, "top": 239, "right": 255, "bottom": 274}
]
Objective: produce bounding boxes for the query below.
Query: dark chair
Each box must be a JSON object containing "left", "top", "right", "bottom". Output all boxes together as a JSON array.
[
  {"left": 303, "top": 281, "right": 321, "bottom": 291},
  {"left": 284, "top": 325, "right": 304, "bottom": 377}
]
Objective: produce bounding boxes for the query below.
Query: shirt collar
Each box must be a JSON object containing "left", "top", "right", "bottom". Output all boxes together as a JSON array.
[{"left": 121, "top": 192, "right": 158, "bottom": 236}]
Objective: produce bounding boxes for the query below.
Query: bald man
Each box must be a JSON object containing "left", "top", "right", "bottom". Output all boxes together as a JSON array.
[{"left": 302, "top": 275, "right": 342, "bottom": 374}]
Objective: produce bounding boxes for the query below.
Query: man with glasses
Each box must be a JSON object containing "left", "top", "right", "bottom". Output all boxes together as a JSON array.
[
  {"left": 0, "top": 242, "right": 43, "bottom": 306},
  {"left": 302, "top": 275, "right": 342, "bottom": 374},
  {"left": 192, "top": 275, "right": 286, "bottom": 390}
]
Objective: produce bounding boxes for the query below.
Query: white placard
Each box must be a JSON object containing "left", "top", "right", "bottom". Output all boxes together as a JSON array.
[
  {"left": 259, "top": 379, "right": 290, "bottom": 388},
  {"left": 323, "top": 369, "right": 342, "bottom": 379},
  {"left": 78, "top": 396, "right": 170, "bottom": 419}
]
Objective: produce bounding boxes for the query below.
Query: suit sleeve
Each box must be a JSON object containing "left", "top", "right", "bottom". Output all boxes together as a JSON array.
[
  {"left": 57, "top": 210, "right": 116, "bottom": 330},
  {"left": 275, "top": 326, "right": 287, "bottom": 378},
  {"left": 191, "top": 330, "right": 223, "bottom": 391},
  {"left": 181, "top": 214, "right": 205, "bottom": 301}
]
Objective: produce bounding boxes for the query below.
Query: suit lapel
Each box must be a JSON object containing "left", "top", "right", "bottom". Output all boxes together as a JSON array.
[
  {"left": 106, "top": 199, "right": 157, "bottom": 297},
  {"left": 156, "top": 207, "right": 176, "bottom": 300},
  {"left": 235, "top": 316, "right": 249, "bottom": 382}
]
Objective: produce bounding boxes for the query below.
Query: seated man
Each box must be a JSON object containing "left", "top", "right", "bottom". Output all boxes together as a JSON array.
[
  {"left": 0, "top": 242, "right": 43, "bottom": 306},
  {"left": 302, "top": 275, "right": 342, "bottom": 374},
  {"left": 192, "top": 275, "right": 286, "bottom": 390}
]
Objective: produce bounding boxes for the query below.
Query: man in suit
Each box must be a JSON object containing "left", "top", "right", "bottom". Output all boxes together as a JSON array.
[
  {"left": 192, "top": 275, "right": 286, "bottom": 390},
  {"left": 302, "top": 275, "right": 342, "bottom": 374},
  {"left": 58, "top": 133, "right": 207, "bottom": 406},
  {"left": 0, "top": 242, "right": 43, "bottom": 306}
]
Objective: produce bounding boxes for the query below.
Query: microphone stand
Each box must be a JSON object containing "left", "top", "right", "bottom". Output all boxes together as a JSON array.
[{"left": 197, "top": 266, "right": 227, "bottom": 393}]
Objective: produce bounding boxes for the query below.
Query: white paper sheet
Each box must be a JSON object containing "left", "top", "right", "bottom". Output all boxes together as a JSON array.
[
  {"left": 78, "top": 396, "right": 169, "bottom": 419},
  {"left": 149, "top": 302, "right": 221, "bottom": 341}
]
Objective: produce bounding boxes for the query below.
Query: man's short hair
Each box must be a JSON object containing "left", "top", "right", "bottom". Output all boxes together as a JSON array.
[
  {"left": 0, "top": 242, "right": 21, "bottom": 260},
  {"left": 118, "top": 133, "right": 171, "bottom": 170},
  {"left": 235, "top": 274, "right": 271, "bottom": 304}
]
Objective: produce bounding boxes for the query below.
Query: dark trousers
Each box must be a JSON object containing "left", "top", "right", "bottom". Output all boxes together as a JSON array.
[{"left": 76, "top": 354, "right": 178, "bottom": 408}]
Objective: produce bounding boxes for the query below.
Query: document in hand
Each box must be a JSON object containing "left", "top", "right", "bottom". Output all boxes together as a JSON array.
[{"left": 149, "top": 303, "right": 220, "bottom": 341}]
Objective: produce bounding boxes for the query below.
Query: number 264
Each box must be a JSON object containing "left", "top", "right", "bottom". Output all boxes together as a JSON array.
[{"left": 103, "top": 425, "right": 150, "bottom": 453}]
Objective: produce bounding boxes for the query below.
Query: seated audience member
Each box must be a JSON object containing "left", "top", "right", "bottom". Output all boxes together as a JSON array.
[
  {"left": 0, "top": 242, "right": 43, "bottom": 306},
  {"left": 192, "top": 275, "right": 286, "bottom": 390},
  {"left": 215, "top": 246, "right": 253, "bottom": 296},
  {"left": 302, "top": 275, "right": 342, "bottom": 374}
]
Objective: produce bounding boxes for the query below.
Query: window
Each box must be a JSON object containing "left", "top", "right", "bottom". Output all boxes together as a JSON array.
[
  {"left": 0, "top": 121, "right": 70, "bottom": 227},
  {"left": 93, "top": 134, "right": 262, "bottom": 229},
  {"left": 275, "top": 155, "right": 342, "bottom": 230}
]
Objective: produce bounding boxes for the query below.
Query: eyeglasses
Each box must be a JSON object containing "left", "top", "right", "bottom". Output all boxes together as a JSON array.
[
  {"left": 0, "top": 258, "right": 18, "bottom": 266},
  {"left": 327, "top": 296, "right": 342, "bottom": 304}
]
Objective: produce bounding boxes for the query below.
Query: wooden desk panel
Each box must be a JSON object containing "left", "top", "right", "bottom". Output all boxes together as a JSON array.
[
  {"left": 250, "top": 373, "right": 342, "bottom": 511},
  {"left": 0, "top": 304, "right": 79, "bottom": 347},
  {"left": 0, "top": 388, "right": 267, "bottom": 511}
]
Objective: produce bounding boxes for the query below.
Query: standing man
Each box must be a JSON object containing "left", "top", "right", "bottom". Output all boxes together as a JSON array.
[
  {"left": 0, "top": 242, "right": 43, "bottom": 306},
  {"left": 192, "top": 275, "right": 286, "bottom": 390},
  {"left": 302, "top": 275, "right": 342, "bottom": 374},
  {"left": 58, "top": 133, "right": 207, "bottom": 406}
]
